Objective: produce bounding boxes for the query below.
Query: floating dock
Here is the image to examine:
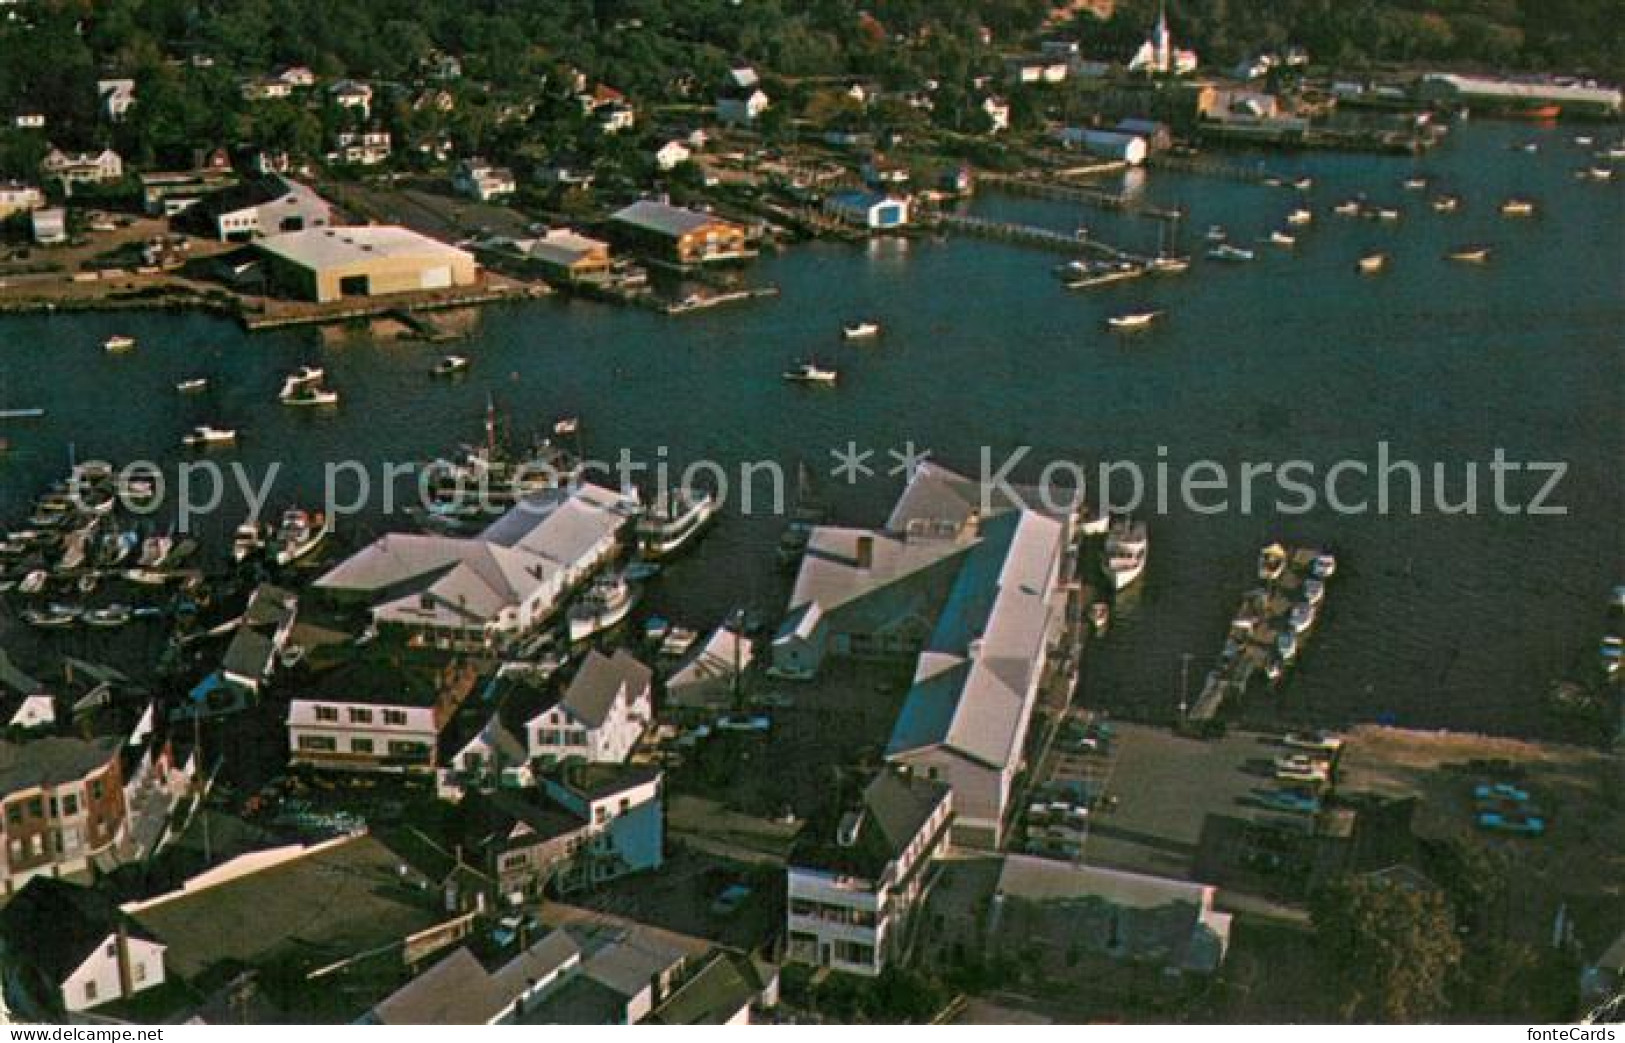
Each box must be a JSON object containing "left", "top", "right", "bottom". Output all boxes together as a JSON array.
[{"left": 1185, "top": 543, "right": 1337, "bottom": 725}]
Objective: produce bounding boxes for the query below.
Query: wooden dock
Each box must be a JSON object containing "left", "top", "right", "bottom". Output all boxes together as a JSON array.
[
  {"left": 975, "top": 172, "right": 1182, "bottom": 221},
  {"left": 1147, "top": 153, "right": 1287, "bottom": 185},
  {"left": 924, "top": 211, "right": 1151, "bottom": 265}
]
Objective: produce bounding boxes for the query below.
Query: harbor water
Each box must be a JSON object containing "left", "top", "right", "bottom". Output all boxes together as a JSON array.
[{"left": 0, "top": 121, "right": 1618, "bottom": 739}]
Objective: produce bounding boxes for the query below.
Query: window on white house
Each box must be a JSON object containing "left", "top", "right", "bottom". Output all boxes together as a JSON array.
[
  {"left": 84, "top": 981, "right": 97, "bottom": 1003},
  {"left": 383, "top": 710, "right": 408, "bottom": 726},
  {"left": 314, "top": 706, "right": 339, "bottom": 722}
]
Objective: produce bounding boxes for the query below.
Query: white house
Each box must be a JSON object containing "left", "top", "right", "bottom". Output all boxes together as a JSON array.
[
  {"left": 274, "top": 65, "right": 316, "bottom": 88},
  {"left": 0, "top": 182, "right": 43, "bottom": 219},
  {"left": 527, "top": 650, "right": 653, "bottom": 765},
  {"left": 596, "top": 103, "right": 636, "bottom": 135},
  {"left": 96, "top": 79, "right": 136, "bottom": 122},
  {"left": 329, "top": 80, "right": 374, "bottom": 118},
  {"left": 30, "top": 207, "right": 65, "bottom": 245},
  {"left": 541, "top": 765, "right": 665, "bottom": 891},
  {"left": 286, "top": 659, "right": 481, "bottom": 773},
  {"left": 786, "top": 772, "right": 952, "bottom": 977},
  {"left": 716, "top": 88, "right": 770, "bottom": 126},
  {"left": 40, "top": 148, "right": 123, "bottom": 191},
  {"left": 332, "top": 129, "right": 392, "bottom": 166},
  {"left": 12, "top": 113, "right": 44, "bottom": 130},
  {"left": 824, "top": 190, "right": 910, "bottom": 230},
  {"left": 204, "top": 177, "right": 333, "bottom": 241},
  {"left": 453, "top": 159, "right": 518, "bottom": 202},
  {"left": 981, "top": 96, "right": 1011, "bottom": 133},
  {"left": 0, "top": 878, "right": 166, "bottom": 1017},
  {"left": 654, "top": 140, "right": 692, "bottom": 171},
  {"left": 315, "top": 483, "right": 638, "bottom": 650}
]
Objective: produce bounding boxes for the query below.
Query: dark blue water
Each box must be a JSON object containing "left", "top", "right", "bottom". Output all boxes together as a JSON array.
[{"left": 0, "top": 121, "right": 1618, "bottom": 738}]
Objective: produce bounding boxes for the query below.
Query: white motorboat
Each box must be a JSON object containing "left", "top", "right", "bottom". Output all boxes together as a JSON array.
[
  {"left": 84, "top": 604, "right": 132, "bottom": 628},
  {"left": 1356, "top": 252, "right": 1387, "bottom": 274},
  {"left": 1147, "top": 254, "right": 1191, "bottom": 274},
  {"left": 1258, "top": 542, "right": 1287, "bottom": 583},
  {"left": 842, "top": 321, "right": 881, "bottom": 340},
  {"left": 19, "top": 569, "right": 47, "bottom": 595},
  {"left": 433, "top": 355, "right": 471, "bottom": 377},
  {"left": 182, "top": 425, "right": 237, "bottom": 447},
  {"left": 1500, "top": 198, "right": 1536, "bottom": 217},
  {"left": 1267, "top": 230, "right": 1296, "bottom": 246},
  {"left": 636, "top": 487, "right": 718, "bottom": 558},
  {"left": 1431, "top": 194, "right": 1461, "bottom": 213},
  {"left": 1311, "top": 553, "right": 1337, "bottom": 579},
  {"left": 273, "top": 508, "right": 326, "bottom": 566},
  {"left": 1332, "top": 199, "right": 1362, "bottom": 216},
  {"left": 1276, "top": 629, "right": 1299, "bottom": 661},
  {"left": 280, "top": 385, "right": 340, "bottom": 407},
  {"left": 278, "top": 366, "right": 325, "bottom": 399},
  {"left": 1402, "top": 176, "right": 1430, "bottom": 190},
  {"left": 1289, "top": 602, "right": 1317, "bottom": 634},
  {"left": 1447, "top": 245, "right": 1491, "bottom": 264},
  {"left": 1292, "top": 176, "right": 1314, "bottom": 191},
  {"left": 103, "top": 335, "right": 136, "bottom": 353},
  {"left": 176, "top": 377, "right": 208, "bottom": 393},
  {"left": 1107, "top": 310, "right": 1161, "bottom": 331},
  {"left": 1101, "top": 517, "right": 1148, "bottom": 591},
  {"left": 783, "top": 360, "right": 838, "bottom": 385},
  {"left": 568, "top": 572, "right": 641, "bottom": 643},
  {"left": 232, "top": 521, "right": 267, "bottom": 563},
  {"left": 1304, "top": 578, "right": 1326, "bottom": 605},
  {"left": 1375, "top": 207, "right": 1401, "bottom": 222},
  {"left": 1206, "top": 243, "right": 1254, "bottom": 262},
  {"left": 1286, "top": 208, "right": 1313, "bottom": 226}
]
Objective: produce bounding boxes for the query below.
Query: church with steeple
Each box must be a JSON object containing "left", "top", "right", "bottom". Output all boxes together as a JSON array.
[{"left": 1128, "top": 3, "right": 1199, "bottom": 76}]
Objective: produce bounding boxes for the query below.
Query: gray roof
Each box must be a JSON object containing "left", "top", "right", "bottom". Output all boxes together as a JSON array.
[
  {"left": 559, "top": 649, "right": 651, "bottom": 729},
  {"left": 885, "top": 460, "right": 1067, "bottom": 534},
  {"left": 523, "top": 229, "right": 609, "bottom": 268},
  {"left": 257, "top": 225, "right": 472, "bottom": 270},
  {"left": 371, "top": 930, "right": 580, "bottom": 1025},
  {"left": 0, "top": 736, "right": 117, "bottom": 795},
  {"left": 610, "top": 199, "right": 729, "bottom": 238},
  {"left": 222, "top": 628, "right": 275, "bottom": 681},
  {"left": 577, "top": 924, "right": 690, "bottom": 998},
  {"left": 791, "top": 771, "right": 951, "bottom": 880},
  {"left": 316, "top": 484, "right": 632, "bottom": 630},
  {"left": 887, "top": 508, "right": 1063, "bottom": 769}
]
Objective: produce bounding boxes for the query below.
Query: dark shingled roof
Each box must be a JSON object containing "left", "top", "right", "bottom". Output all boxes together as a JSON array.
[
  {"left": 0, "top": 878, "right": 157, "bottom": 985},
  {"left": 560, "top": 649, "right": 651, "bottom": 728},
  {"left": 790, "top": 770, "right": 951, "bottom": 881},
  {"left": 0, "top": 736, "right": 117, "bottom": 795}
]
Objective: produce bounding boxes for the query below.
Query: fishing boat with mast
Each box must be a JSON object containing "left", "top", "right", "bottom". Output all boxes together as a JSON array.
[{"left": 419, "top": 396, "right": 584, "bottom": 531}]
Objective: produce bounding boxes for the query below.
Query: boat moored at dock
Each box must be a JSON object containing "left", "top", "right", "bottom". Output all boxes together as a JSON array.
[
  {"left": 635, "top": 487, "right": 718, "bottom": 558},
  {"left": 1101, "top": 516, "right": 1148, "bottom": 591},
  {"left": 568, "top": 571, "right": 641, "bottom": 643}
]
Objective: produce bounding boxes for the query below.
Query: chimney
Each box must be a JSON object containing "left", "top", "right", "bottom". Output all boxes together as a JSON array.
[
  {"left": 115, "top": 922, "right": 134, "bottom": 999},
  {"left": 854, "top": 535, "right": 874, "bottom": 570}
]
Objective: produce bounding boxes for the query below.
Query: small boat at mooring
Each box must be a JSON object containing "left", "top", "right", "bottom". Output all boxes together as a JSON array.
[
  {"left": 182, "top": 425, "right": 237, "bottom": 447},
  {"left": 103, "top": 335, "right": 136, "bottom": 353},
  {"left": 432, "top": 355, "right": 470, "bottom": 377},
  {"left": 1107, "top": 310, "right": 1161, "bottom": 331},
  {"left": 842, "top": 321, "right": 881, "bottom": 340},
  {"left": 783, "top": 360, "right": 838, "bottom": 385}
]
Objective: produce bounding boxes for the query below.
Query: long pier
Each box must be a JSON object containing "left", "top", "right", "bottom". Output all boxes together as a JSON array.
[
  {"left": 1147, "top": 153, "right": 1286, "bottom": 185},
  {"left": 924, "top": 211, "right": 1151, "bottom": 264},
  {"left": 974, "top": 172, "right": 1182, "bottom": 221}
]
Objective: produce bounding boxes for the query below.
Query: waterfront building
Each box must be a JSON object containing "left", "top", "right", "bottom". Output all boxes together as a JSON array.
[
  {"left": 773, "top": 463, "right": 1078, "bottom": 848},
  {"left": 785, "top": 771, "right": 952, "bottom": 976},
  {"left": 823, "top": 190, "right": 911, "bottom": 230},
  {"left": 256, "top": 224, "right": 478, "bottom": 302},
  {"left": 1054, "top": 127, "right": 1150, "bottom": 165},
  {"left": 315, "top": 483, "right": 635, "bottom": 646},
  {"left": 508, "top": 228, "right": 615, "bottom": 283},
  {"left": 608, "top": 200, "right": 749, "bottom": 265},
  {"left": 1418, "top": 72, "right": 1623, "bottom": 117},
  {"left": 195, "top": 176, "right": 333, "bottom": 241}
]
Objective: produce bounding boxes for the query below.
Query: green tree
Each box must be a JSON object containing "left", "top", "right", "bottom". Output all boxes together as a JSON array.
[{"left": 1313, "top": 875, "right": 1463, "bottom": 1023}]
